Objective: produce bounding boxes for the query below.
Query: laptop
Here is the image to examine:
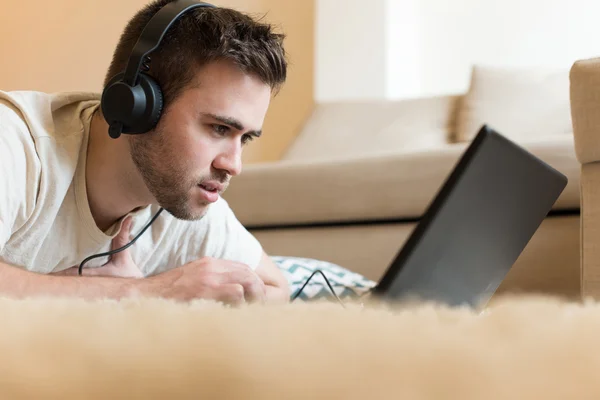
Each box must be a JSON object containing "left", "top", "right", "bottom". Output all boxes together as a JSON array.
[{"left": 369, "top": 125, "right": 568, "bottom": 308}]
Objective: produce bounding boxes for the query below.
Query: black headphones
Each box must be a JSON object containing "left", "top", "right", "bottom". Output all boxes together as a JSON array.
[{"left": 101, "top": 0, "right": 216, "bottom": 139}]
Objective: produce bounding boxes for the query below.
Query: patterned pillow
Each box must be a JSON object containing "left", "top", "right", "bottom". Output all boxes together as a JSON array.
[{"left": 271, "top": 256, "right": 376, "bottom": 301}]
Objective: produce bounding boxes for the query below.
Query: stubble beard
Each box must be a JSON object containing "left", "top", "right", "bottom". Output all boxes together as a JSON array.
[{"left": 129, "top": 127, "right": 208, "bottom": 221}]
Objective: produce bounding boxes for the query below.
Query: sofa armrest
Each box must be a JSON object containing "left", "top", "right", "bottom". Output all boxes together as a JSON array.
[
  {"left": 224, "top": 137, "right": 579, "bottom": 228},
  {"left": 570, "top": 57, "right": 600, "bottom": 300},
  {"left": 570, "top": 57, "right": 600, "bottom": 165}
]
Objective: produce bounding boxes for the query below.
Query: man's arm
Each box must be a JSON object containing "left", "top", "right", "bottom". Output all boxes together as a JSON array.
[
  {"left": 255, "top": 251, "right": 290, "bottom": 303},
  {"left": 46, "top": 223, "right": 286, "bottom": 305},
  {"left": 0, "top": 260, "right": 138, "bottom": 301},
  {"left": 3, "top": 254, "right": 271, "bottom": 305}
]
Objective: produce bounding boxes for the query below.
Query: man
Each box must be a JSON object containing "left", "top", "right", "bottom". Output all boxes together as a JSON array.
[{"left": 0, "top": 1, "right": 290, "bottom": 304}]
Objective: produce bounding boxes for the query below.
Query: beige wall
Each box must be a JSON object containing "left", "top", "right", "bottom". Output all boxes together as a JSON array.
[{"left": 0, "top": 0, "right": 314, "bottom": 164}]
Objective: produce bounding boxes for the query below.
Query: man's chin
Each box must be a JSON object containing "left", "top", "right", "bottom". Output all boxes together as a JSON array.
[{"left": 162, "top": 203, "right": 210, "bottom": 221}]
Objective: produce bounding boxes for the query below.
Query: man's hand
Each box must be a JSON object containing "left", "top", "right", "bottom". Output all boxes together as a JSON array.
[
  {"left": 54, "top": 216, "right": 143, "bottom": 278},
  {"left": 54, "top": 217, "right": 268, "bottom": 305},
  {"left": 90, "top": 216, "right": 144, "bottom": 278},
  {"left": 138, "top": 257, "right": 266, "bottom": 305}
]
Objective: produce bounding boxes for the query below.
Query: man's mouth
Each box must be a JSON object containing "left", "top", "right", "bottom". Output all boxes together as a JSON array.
[
  {"left": 196, "top": 179, "right": 229, "bottom": 204},
  {"left": 198, "top": 180, "right": 226, "bottom": 193},
  {"left": 196, "top": 183, "right": 221, "bottom": 204},
  {"left": 199, "top": 183, "right": 219, "bottom": 193}
]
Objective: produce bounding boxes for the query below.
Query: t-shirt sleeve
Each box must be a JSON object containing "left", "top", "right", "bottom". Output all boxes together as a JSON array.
[{"left": 0, "top": 101, "right": 41, "bottom": 252}]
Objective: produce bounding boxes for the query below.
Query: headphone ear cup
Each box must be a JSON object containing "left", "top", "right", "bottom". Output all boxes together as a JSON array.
[
  {"left": 100, "top": 72, "right": 164, "bottom": 136},
  {"left": 135, "top": 73, "right": 164, "bottom": 134}
]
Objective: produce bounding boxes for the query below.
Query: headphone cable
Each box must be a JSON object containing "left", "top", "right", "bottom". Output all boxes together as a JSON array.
[
  {"left": 77, "top": 207, "right": 368, "bottom": 307},
  {"left": 291, "top": 269, "right": 346, "bottom": 307},
  {"left": 78, "top": 207, "right": 164, "bottom": 275}
]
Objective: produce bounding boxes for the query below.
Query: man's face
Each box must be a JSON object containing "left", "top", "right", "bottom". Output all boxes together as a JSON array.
[{"left": 129, "top": 60, "right": 272, "bottom": 220}]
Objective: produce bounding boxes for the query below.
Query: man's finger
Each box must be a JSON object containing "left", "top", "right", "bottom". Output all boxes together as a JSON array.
[
  {"left": 215, "top": 284, "right": 246, "bottom": 306},
  {"left": 196, "top": 259, "right": 266, "bottom": 303},
  {"left": 112, "top": 216, "right": 133, "bottom": 251},
  {"left": 223, "top": 268, "right": 266, "bottom": 304},
  {"left": 108, "top": 217, "right": 134, "bottom": 265},
  {"left": 241, "top": 278, "right": 266, "bottom": 304}
]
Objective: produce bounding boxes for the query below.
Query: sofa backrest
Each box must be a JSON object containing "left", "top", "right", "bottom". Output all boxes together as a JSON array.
[
  {"left": 281, "top": 95, "right": 462, "bottom": 162},
  {"left": 456, "top": 65, "right": 573, "bottom": 143},
  {"left": 282, "top": 65, "right": 574, "bottom": 163}
]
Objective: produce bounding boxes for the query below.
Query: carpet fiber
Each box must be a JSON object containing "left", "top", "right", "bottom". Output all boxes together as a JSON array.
[{"left": 0, "top": 294, "right": 598, "bottom": 399}]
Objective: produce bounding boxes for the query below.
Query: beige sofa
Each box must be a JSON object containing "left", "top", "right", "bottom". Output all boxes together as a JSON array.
[{"left": 224, "top": 65, "right": 582, "bottom": 300}]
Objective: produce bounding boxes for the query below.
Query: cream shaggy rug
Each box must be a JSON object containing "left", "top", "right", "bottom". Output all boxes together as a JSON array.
[{"left": 0, "top": 294, "right": 598, "bottom": 399}]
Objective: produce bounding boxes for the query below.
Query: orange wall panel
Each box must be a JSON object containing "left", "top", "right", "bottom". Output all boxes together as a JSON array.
[{"left": 0, "top": 0, "right": 313, "bottom": 164}]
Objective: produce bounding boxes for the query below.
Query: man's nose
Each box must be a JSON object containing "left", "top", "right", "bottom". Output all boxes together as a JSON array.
[{"left": 213, "top": 142, "right": 242, "bottom": 177}]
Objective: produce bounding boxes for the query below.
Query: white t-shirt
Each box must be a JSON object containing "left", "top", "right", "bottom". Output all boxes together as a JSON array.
[{"left": 0, "top": 90, "right": 263, "bottom": 276}]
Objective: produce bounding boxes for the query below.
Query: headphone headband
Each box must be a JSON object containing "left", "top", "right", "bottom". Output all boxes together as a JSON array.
[{"left": 124, "top": 0, "right": 216, "bottom": 87}]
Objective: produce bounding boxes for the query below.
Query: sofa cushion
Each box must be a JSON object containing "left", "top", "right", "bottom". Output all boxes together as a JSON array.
[
  {"left": 282, "top": 95, "right": 460, "bottom": 162},
  {"left": 273, "top": 256, "right": 376, "bottom": 301},
  {"left": 224, "top": 137, "right": 579, "bottom": 227},
  {"left": 570, "top": 57, "right": 600, "bottom": 165},
  {"left": 456, "top": 65, "right": 572, "bottom": 143}
]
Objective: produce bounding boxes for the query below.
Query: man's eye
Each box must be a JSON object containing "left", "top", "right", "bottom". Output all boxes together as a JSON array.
[{"left": 212, "top": 125, "right": 230, "bottom": 135}]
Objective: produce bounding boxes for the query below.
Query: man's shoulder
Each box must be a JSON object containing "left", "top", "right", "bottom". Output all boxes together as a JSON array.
[
  {"left": 0, "top": 90, "right": 100, "bottom": 108},
  {"left": 0, "top": 90, "right": 102, "bottom": 200},
  {"left": 0, "top": 90, "right": 100, "bottom": 140}
]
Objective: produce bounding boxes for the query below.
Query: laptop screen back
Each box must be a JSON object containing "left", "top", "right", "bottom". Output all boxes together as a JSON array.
[{"left": 373, "top": 126, "right": 568, "bottom": 307}]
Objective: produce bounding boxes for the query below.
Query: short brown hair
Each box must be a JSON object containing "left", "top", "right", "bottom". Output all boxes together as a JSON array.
[{"left": 104, "top": 0, "right": 287, "bottom": 107}]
